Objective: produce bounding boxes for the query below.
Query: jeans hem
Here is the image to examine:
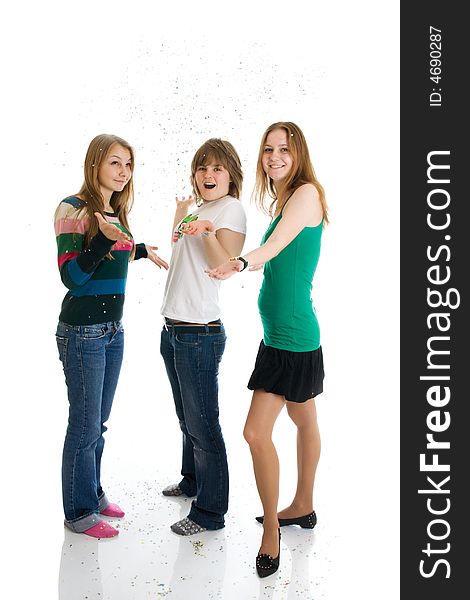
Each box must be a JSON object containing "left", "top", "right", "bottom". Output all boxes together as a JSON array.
[
  {"left": 179, "top": 478, "right": 197, "bottom": 497},
  {"left": 188, "top": 507, "right": 226, "bottom": 531},
  {"left": 98, "top": 492, "right": 109, "bottom": 512},
  {"left": 64, "top": 512, "right": 102, "bottom": 533}
]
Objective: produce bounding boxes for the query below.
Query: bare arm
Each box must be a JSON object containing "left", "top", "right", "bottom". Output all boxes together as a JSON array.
[
  {"left": 207, "top": 184, "right": 322, "bottom": 279},
  {"left": 203, "top": 229, "right": 245, "bottom": 269},
  {"left": 245, "top": 184, "right": 322, "bottom": 265},
  {"left": 181, "top": 219, "right": 245, "bottom": 269},
  {"left": 172, "top": 196, "right": 195, "bottom": 241}
]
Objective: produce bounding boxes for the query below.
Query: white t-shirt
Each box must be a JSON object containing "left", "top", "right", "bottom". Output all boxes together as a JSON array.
[{"left": 161, "top": 195, "right": 247, "bottom": 323}]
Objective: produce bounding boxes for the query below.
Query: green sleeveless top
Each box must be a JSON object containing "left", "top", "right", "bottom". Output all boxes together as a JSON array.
[{"left": 258, "top": 206, "right": 323, "bottom": 352}]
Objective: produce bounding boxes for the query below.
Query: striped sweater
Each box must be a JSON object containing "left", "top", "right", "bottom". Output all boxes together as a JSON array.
[{"left": 55, "top": 196, "right": 146, "bottom": 325}]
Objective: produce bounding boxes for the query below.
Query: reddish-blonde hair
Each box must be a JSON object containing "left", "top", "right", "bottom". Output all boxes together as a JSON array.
[{"left": 253, "top": 122, "right": 328, "bottom": 224}]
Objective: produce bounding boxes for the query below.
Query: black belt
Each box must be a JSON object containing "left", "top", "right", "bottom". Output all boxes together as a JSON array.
[{"left": 164, "top": 318, "right": 222, "bottom": 334}]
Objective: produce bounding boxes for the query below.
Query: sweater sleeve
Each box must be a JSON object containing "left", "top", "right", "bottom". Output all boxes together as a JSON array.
[
  {"left": 55, "top": 200, "right": 116, "bottom": 290},
  {"left": 134, "top": 243, "right": 148, "bottom": 260}
]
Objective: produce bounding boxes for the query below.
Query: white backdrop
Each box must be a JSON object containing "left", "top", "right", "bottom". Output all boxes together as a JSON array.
[{"left": 2, "top": 1, "right": 399, "bottom": 598}]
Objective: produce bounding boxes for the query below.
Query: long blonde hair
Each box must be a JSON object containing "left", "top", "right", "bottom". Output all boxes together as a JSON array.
[
  {"left": 76, "top": 134, "right": 135, "bottom": 248},
  {"left": 253, "top": 122, "right": 328, "bottom": 224}
]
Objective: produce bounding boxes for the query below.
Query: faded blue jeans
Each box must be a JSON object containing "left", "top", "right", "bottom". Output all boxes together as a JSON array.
[
  {"left": 160, "top": 324, "right": 228, "bottom": 530},
  {"left": 56, "top": 320, "right": 124, "bottom": 532}
]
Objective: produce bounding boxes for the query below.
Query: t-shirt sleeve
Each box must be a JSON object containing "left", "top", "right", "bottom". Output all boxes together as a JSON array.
[{"left": 213, "top": 201, "right": 247, "bottom": 234}]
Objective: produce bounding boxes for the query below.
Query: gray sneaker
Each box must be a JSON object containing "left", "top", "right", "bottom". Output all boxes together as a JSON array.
[
  {"left": 162, "top": 483, "right": 184, "bottom": 497},
  {"left": 170, "top": 517, "right": 207, "bottom": 536}
]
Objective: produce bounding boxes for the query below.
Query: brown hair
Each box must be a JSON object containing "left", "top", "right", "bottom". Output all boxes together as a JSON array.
[
  {"left": 66, "top": 134, "right": 135, "bottom": 258},
  {"left": 253, "top": 122, "right": 328, "bottom": 224},
  {"left": 190, "top": 138, "right": 243, "bottom": 205}
]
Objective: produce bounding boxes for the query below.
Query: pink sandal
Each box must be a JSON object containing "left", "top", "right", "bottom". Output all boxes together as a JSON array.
[
  {"left": 83, "top": 520, "right": 119, "bottom": 538},
  {"left": 100, "top": 502, "right": 125, "bottom": 518}
]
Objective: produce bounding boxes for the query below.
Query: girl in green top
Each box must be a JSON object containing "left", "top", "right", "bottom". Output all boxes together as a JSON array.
[{"left": 207, "top": 122, "right": 328, "bottom": 577}]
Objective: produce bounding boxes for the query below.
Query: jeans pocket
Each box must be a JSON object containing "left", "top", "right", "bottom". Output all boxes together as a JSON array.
[
  {"left": 195, "top": 334, "right": 226, "bottom": 372},
  {"left": 80, "top": 326, "right": 107, "bottom": 339},
  {"left": 56, "top": 336, "right": 69, "bottom": 367},
  {"left": 175, "top": 333, "right": 199, "bottom": 347}
]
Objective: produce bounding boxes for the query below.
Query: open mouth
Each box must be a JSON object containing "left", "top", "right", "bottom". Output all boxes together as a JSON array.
[{"left": 204, "top": 183, "right": 216, "bottom": 189}]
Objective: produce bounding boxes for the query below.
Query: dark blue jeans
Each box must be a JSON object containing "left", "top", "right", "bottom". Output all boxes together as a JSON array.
[
  {"left": 160, "top": 325, "right": 228, "bottom": 530},
  {"left": 56, "top": 320, "right": 124, "bottom": 532}
]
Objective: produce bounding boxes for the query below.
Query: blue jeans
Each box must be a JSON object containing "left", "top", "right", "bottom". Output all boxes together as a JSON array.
[
  {"left": 160, "top": 325, "right": 228, "bottom": 530},
  {"left": 56, "top": 320, "right": 124, "bottom": 532}
]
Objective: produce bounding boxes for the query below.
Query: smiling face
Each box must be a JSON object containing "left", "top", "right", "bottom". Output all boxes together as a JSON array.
[
  {"left": 194, "top": 161, "right": 231, "bottom": 202},
  {"left": 98, "top": 143, "right": 133, "bottom": 200},
  {"left": 262, "top": 128, "right": 293, "bottom": 186}
]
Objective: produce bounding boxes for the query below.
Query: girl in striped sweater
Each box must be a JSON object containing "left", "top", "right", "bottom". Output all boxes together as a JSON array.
[{"left": 54, "top": 134, "right": 168, "bottom": 538}]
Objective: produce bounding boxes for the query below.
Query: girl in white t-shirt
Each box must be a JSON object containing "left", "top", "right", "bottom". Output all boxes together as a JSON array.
[{"left": 160, "top": 138, "right": 247, "bottom": 535}]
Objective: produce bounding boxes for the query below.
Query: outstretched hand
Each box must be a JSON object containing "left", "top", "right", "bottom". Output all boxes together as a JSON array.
[
  {"left": 180, "top": 219, "right": 214, "bottom": 236},
  {"left": 145, "top": 245, "right": 169, "bottom": 270},
  {"left": 175, "top": 195, "right": 195, "bottom": 211},
  {"left": 206, "top": 259, "right": 242, "bottom": 280},
  {"left": 94, "top": 212, "right": 130, "bottom": 243}
]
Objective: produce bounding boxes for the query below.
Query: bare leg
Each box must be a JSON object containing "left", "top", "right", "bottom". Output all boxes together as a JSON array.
[
  {"left": 278, "top": 398, "right": 321, "bottom": 519},
  {"left": 243, "top": 389, "right": 285, "bottom": 557}
]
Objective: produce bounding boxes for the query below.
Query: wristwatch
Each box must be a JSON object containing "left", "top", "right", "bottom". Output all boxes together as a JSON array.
[{"left": 229, "top": 256, "right": 248, "bottom": 271}]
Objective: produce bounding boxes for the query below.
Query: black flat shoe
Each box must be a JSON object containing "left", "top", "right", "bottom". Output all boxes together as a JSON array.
[
  {"left": 256, "top": 529, "right": 281, "bottom": 578},
  {"left": 255, "top": 510, "right": 317, "bottom": 529}
]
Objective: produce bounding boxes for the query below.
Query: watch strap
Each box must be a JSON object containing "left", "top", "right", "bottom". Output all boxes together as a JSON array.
[{"left": 230, "top": 256, "right": 248, "bottom": 271}]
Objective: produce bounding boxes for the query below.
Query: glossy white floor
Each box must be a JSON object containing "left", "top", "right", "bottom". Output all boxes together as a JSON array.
[
  {"left": 58, "top": 473, "right": 327, "bottom": 600},
  {"left": 51, "top": 285, "right": 399, "bottom": 600}
]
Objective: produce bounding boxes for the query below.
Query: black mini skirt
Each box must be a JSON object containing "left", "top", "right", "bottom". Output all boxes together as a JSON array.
[{"left": 247, "top": 340, "right": 324, "bottom": 403}]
